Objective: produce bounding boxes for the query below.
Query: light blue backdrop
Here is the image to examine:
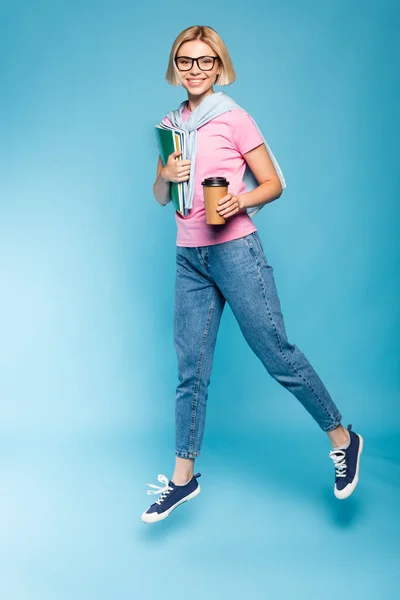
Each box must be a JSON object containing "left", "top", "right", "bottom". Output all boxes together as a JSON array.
[{"left": 0, "top": 1, "right": 399, "bottom": 598}]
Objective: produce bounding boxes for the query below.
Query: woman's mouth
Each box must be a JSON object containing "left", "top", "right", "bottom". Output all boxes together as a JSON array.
[{"left": 187, "top": 79, "right": 206, "bottom": 86}]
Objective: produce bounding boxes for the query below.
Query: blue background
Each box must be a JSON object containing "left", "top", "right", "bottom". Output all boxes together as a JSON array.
[{"left": 0, "top": 0, "right": 399, "bottom": 598}]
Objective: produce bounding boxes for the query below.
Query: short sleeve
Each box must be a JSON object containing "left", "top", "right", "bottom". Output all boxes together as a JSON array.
[{"left": 231, "top": 110, "right": 264, "bottom": 155}]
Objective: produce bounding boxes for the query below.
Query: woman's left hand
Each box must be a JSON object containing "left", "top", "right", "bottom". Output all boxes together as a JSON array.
[{"left": 216, "top": 193, "right": 244, "bottom": 219}]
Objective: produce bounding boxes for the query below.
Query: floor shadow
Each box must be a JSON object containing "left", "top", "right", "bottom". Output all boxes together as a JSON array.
[
  {"left": 201, "top": 427, "right": 366, "bottom": 528},
  {"left": 135, "top": 498, "right": 200, "bottom": 543},
  {"left": 320, "top": 485, "right": 364, "bottom": 528}
]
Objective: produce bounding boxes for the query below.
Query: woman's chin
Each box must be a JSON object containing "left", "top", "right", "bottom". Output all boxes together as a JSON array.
[{"left": 184, "top": 85, "right": 213, "bottom": 96}]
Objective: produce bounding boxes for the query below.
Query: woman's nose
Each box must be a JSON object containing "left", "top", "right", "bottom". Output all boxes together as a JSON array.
[{"left": 190, "top": 64, "right": 201, "bottom": 75}]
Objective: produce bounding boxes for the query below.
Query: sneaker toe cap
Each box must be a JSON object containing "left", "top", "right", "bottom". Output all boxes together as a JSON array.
[
  {"left": 141, "top": 509, "right": 164, "bottom": 523},
  {"left": 334, "top": 477, "right": 359, "bottom": 499},
  {"left": 145, "top": 504, "right": 160, "bottom": 515},
  {"left": 336, "top": 478, "right": 349, "bottom": 491}
]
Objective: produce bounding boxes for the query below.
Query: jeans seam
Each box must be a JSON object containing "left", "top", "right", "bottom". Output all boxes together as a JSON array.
[
  {"left": 252, "top": 232, "right": 268, "bottom": 266},
  {"left": 188, "top": 290, "right": 217, "bottom": 454},
  {"left": 244, "top": 236, "right": 338, "bottom": 424},
  {"left": 196, "top": 247, "right": 210, "bottom": 274},
  {"left": 323, "top": 417, "right": 342, "bottom": 432},
  {"left": 175, "top": 450, "right": 201, "bottom": 459}
]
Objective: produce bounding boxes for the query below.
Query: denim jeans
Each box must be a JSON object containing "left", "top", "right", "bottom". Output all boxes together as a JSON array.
[{"left": 174, "top": 231, "right": 342, "bottom": 459}]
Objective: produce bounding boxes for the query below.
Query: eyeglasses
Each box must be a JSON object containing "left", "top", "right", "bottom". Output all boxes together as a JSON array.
[{"left": 175, "top": 55, "right": 219, "bottom": 71}]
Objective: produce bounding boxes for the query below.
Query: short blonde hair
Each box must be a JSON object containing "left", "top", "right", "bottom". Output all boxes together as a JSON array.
[{"left": 166, "top": 25, "right": 236, "bottom": 87}]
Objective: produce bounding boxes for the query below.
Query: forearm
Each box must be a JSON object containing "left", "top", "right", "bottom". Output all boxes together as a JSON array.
[
  {"left": 238, "top": 179, "right": 283, "bottom": 211},
  {"left": 153, "top": 169, "right": 172, "bottom": 206}
]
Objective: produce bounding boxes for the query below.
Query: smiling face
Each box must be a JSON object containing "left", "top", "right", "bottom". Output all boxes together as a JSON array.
[{"left": 175, "top": 39, "right": 221, "bottom": 99}]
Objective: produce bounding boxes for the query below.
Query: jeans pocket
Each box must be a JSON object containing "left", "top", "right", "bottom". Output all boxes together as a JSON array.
[{"left": 251, "top": 231, "right": 269, "bottom": 266}]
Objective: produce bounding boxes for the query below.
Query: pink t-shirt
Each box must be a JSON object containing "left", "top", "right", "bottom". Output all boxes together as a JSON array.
[{"left": 162, "top": 103, "right": 264, "bottom": 247}]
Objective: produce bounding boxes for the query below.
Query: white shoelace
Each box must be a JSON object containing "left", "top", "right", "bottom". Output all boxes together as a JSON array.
[
  {"left": 145, "top": 474, "right": 174, "bottom": 505},
  {"left": 329, "top": 449, "right": 348, "bottom": 478}
]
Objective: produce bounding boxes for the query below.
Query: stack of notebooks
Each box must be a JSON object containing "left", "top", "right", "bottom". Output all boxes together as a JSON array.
[{"left": 155, "top": 123, "right": 189, "bottom": 216}]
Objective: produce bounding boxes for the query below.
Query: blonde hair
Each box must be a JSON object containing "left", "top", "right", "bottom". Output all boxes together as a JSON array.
[{"left": 166, "top": 25, "right": 236, "bottom": 87}]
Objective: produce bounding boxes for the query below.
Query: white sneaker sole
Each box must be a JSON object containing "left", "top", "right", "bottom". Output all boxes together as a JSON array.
[
  {"left": 334, "top": 434, "right": 364, "bottom": 500},
  {"left": 141, "top": 485, "right": 201, "bottom": 523}
]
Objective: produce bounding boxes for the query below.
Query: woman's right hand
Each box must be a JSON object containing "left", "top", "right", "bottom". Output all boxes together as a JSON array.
[{"left": 161, "top": 151, "right": 191, "bottom": 183}]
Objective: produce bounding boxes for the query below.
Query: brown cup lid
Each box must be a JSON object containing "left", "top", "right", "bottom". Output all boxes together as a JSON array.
[{"left": 201, "top": 177, "right": 229, "bottom": 187}]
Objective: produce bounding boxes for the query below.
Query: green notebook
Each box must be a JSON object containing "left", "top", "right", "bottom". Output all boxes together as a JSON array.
[{"left": 155, "top": 125, "right": 186, "bottom": 215}]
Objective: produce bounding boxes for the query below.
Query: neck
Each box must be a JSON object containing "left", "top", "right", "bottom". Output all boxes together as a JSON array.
[{"left": 186, "top": 89, "right": 216, "bottom": 113}]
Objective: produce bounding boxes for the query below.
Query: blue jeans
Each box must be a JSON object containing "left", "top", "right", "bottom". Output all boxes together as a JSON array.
[{"left": 174, "top": 231, "right": 342, "bottom": 459}]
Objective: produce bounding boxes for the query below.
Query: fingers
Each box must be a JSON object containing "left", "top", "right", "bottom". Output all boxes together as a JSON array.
[
  {"left": 217, "top": 195, "right": 239, "bottom": 217},
  {"left": 171, "top": 159, "right": 191, "bottom": 167},
  {"left": 220, "top": 207, "right": 238, "bottom": 218},
  {"left": 217, "top": 193, "right": 234, "bottom": 208},
  {"left": 177, "top": 163, "right": 191, "bottom": 172},
  {"left": 176, "top": 172, "right": 190, "bottom": 181},
  {"left": 169, "top": 152, "right": 190, "bottom": 167},
  {"left": 176, "top": 162, "right": 190, "bottom": 176}
]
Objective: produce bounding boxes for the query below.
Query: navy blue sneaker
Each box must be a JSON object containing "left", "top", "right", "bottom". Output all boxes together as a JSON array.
[
  {"left": 329, "top": 424, "right": 364, "bottom": 499},
  {"left": 141, "top": 473, "right": 201, "bottom": 523}
]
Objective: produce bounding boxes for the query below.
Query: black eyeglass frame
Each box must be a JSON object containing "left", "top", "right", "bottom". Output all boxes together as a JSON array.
[{"left": 174, "top": 55, "right": 219, "bottom": 71}]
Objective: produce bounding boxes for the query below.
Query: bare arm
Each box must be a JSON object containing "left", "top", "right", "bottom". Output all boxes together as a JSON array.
[
  {"left": 153, "top": 156, "right": 171, "bottom": 206},
  {"left": 153, "top": 151, "right": 192, "bottom": 207},
  {"left": 238, "top": 143, "right": 283, "bottom": 211}
]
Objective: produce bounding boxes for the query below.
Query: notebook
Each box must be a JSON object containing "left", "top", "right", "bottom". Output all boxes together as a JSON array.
[{"left": 155, "top": 124, "right": 188, "bottom": 216}]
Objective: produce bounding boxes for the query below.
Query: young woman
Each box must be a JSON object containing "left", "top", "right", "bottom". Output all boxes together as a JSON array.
[{"left": 141, "top": 25, "right": 363, "bottom": 523}]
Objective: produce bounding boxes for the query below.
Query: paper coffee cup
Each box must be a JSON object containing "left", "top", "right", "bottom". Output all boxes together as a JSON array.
[{"left": 201, "top": 177, "right": 229, "bottom": 225}]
